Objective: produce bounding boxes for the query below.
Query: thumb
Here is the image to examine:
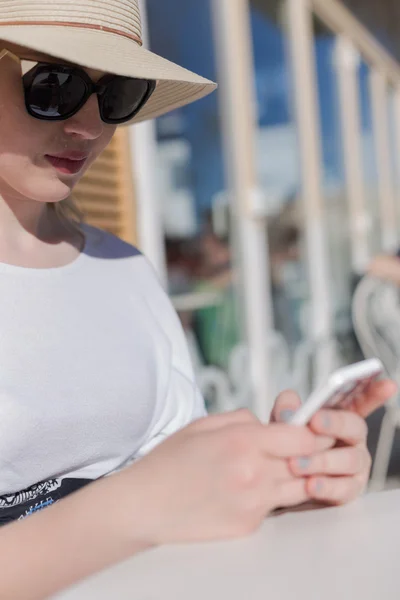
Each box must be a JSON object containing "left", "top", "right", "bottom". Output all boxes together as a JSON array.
[
  {"left": 271, "top": 390, "right": 302, "bottom": 423},
  {"left": 271, "top": 390, "right": 335, "bottom": 452}
]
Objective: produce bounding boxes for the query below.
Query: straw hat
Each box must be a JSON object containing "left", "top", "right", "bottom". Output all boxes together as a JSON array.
[{"left": 0, "top": 0, "right": 217, "bottom": 124}]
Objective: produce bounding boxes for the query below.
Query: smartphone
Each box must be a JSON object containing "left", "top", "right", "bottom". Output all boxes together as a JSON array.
[{"left": 287, "top": 358, "right": 384, "bottom": 426}]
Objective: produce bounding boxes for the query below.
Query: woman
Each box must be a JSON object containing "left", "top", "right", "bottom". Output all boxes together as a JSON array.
[{"left": 0, "top": 1, "right": 395, "bottom": 598}]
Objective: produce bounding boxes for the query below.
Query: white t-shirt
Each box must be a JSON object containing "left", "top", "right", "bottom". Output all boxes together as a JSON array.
[{"left": 0, "top": 224, "right": 205, "bottom": 520}]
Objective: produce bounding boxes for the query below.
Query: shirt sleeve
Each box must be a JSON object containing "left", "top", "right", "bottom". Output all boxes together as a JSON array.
[{"left": 135, "top": 259, "right": 207, "bottom": 458}]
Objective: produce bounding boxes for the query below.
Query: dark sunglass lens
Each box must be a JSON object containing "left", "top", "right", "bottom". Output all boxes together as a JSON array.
[
  {"left": 101, "top": 78, "right": 150, "bottom": 122},
  {"left": 28, "top": 70, "right": 87, "bottom": 118}
]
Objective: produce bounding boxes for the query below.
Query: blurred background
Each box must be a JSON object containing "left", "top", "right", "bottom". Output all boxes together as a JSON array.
[{"left": 74, "top": 0, "right": 400, "bottom": 489}]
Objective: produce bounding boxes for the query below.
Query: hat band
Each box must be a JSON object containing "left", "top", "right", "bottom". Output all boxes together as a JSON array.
[{"left": 0, "top": 20, "right": 143, "bottom": 46}]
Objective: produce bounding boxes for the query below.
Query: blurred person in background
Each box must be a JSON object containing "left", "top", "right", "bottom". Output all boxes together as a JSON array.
[
  {"left": 193, "top": 214, "right": 240, "bottom": 370},
  {"left": 165, "top": 238, "right": 200, "bottom": 296},
  {"left": 192, "top": 206, "right": 304, "bottom": 369},
  {"left": 268, "top": 218, "right": 303, "bottom": 349},
  {"left": 165, "top": 237, "right": 201, "bottom": 331},
  {"left": 368, "top": 251, "right": 400, "bottom": 287}
]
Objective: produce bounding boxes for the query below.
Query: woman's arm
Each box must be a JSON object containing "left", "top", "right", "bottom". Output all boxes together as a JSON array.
[
  {"left": 135, "top": 257, "right": 207, "bottom": 458},
  {"left": 0, "top": 412, "right": 318, "bottom": 600},
  {"left": 0, "top": 470, "right": 154, "bottom": 600},
  {"left": 3, "top": 380, "right": 395, "bottom": 600}
]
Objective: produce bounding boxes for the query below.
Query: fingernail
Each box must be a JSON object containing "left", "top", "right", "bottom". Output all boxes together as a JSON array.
[
  {"left": 280, "top": 409, "right": 295, "bottom": 423},
  {"left": 315, "top": 479, "right": 324, "bottom": 494},
  {"left": 297, "top": 457, "right": 311, "bottom": 470},
  {"left": 322, "top": 414, "right": 331, "bottom": 431}
]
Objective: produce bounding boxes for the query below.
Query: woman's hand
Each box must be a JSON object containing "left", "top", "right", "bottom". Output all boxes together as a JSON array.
[
  {"left": 291, "top": 407, "right": 371, "bottom": 504},
  {"left": 337, "top": 379, "right": 397, "bottom": 419},
  {"left": 272, "top": 380, "right": 397, "bottom": 505},
  {"left": 132, "top": 409, "right": 320, "bottom": 545},
  {"left": 0, "top": 410, "right": 320, "bottom": 600}
]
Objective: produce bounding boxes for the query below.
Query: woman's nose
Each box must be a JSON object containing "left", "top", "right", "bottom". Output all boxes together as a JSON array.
[{"left": 63, "top": 94, "right": 104, "bottom": 140}]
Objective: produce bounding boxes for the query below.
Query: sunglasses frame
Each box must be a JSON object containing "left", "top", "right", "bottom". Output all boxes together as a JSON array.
[{"left": 0, "top": 49, "right": 156, "bottom": 125}]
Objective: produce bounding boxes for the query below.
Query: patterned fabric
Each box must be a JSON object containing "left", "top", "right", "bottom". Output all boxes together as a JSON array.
[{"left": 0, "top": 478, "right": 92, "bottom": 526}]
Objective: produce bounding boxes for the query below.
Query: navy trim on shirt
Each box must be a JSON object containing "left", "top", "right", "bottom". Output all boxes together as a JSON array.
[{"left": 0, "top": 478, "right": 92, "bottom": 525}]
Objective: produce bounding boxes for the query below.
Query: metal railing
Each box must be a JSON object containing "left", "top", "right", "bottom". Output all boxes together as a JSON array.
[
  {"left": 209, "top": 0, "right": 400, "bottom": 418},
  {"left": 311, "top": 0, "right": 400, "bottom": 254}
]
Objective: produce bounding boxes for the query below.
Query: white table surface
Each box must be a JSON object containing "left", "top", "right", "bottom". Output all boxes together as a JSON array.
[{"left": 55, "top": 490, "right": 400, "bottom": 600}]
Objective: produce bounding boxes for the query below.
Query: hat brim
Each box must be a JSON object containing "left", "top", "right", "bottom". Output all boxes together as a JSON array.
[{"left": 0, "top": 25, "right": 217, "bottom": 123}]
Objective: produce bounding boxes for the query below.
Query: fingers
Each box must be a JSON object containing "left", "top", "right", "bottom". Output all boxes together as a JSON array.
[
  {"left": 289, "top": 445, "right": 371, "bottom": 477},
  {"left": 352, "top": 379, "right": 397, "bottom": 419},
  {"left": 313, "top": 435, "right": 336, "bottom": 453},
  {"left": 271, "top": 390, "right": 302, "bottom": 423},
  {"left": 259, "top": 423, "right": 318, "bottom": 458},
  {"left": 288, "top": 441, "right": 372, "bottom": 506},
  {"left": 196, "top": 413, "right": 323, "bottom": 464},
  {"left": 266, "top": 456, "right": 293, "bottom": 481},
  {"left": 309, "top": 409, "right": 368, "bottom": 446},
  {"left": 197, "top": 413, "right": 319, "bottom": 459},
  {"left": 193, "top": 409, "right": 258, "bottom": 432},
  {"left": 272, "top": 380, "right": 397, "bottom": 424},
  {"left": 306, "top": 474, "right": 367, "bottom": 505},
  {"left": 272, "top": 391, "right": 334, "bottom": 452},
  {"left": 274, "top": 478, "right": 309, "bottom": 508}
]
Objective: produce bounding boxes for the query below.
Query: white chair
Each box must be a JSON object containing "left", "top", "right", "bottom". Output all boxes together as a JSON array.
[
  {"left": 352, "top": 276, "right": 400, "bottom": 491},
  {"left": 186, "top": 326, "right": 316, "bottom": 418}
]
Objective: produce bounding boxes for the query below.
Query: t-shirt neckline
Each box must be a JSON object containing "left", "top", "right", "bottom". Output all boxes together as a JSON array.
[{"left": 0, "top": 224, "right": 89, "bottom": 276}]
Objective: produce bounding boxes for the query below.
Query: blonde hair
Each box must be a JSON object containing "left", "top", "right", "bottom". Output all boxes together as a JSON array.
[{"left": 47, "top": 196, "right": 84, "bottom": 234}]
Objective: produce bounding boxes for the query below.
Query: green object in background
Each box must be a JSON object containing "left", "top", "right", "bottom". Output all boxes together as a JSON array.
[{"left": 194, "top": 282, "right": 240, "bottom": 370}]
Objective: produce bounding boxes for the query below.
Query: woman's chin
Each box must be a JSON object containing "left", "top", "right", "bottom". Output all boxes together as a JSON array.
[{"left": 25, "top": 178, "right": 76, "bottom": 204}]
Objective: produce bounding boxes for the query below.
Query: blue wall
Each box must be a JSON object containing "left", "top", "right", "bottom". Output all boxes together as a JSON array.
[{"left": 146, "top": 1, "right": 378, "bottom": 221}]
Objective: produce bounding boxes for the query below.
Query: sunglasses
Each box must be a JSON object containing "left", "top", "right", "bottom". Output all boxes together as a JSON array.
[{"left": 0, "top": 49, "right": 156, "bottom": 125}]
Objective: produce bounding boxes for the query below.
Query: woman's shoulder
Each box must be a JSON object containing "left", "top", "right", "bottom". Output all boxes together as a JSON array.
[
  {"left": 81, "top": 223, "right": 165, "bottom": 291},
  {"left": 81, "top": 223, "right": 142, "bottom": 261}
]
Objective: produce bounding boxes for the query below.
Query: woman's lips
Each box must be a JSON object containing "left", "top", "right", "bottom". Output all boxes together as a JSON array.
[{"left": 45, "top": 154, "right": 88, "bottom": 175}]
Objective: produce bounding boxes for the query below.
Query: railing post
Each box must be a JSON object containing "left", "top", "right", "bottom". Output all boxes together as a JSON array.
[
  {"left": 211, "top": 0, "right": 274, "bottom": 421},
  {"left": 370, "top": 69, "right": 398, "bottom": 252},
  {"left": 285, "top": 0, "right": 336, "bottom": 385},
  {"left": 128, "top": 0, "right": 168, "bottom": 286},
  {"left": 334, "top": 35, "right": 371, "bottom": 274},
  {"left": 392, "top": 88, "right": 400, "bottom": 231}
]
